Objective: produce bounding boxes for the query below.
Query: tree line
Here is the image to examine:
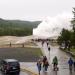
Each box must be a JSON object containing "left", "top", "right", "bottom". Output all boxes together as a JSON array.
[{"left": 0, "top": 19, "right": 41, "bottom": 36}]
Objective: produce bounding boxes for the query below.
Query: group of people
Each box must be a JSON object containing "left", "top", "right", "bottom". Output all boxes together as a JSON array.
[
  {"left": 37, "top": 56, "right": 49, "bottom": 75},
  {"left": 37, "top": 56, "right": 59, "bottom": 75},
  {"left": 42, "top": 41, "right": 50, "bottom": 52},
  {"left": 68, "top": 57, "right": 75, "bottom": 71},
  {"left": 41, "top": 40, "right": 49, "bottom": 47},
  {"left": 37, "top": 56, "right": 75, "bottom": 75}
]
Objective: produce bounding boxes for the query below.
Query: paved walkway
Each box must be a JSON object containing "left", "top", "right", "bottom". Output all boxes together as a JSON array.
[
  {"left": 20, "top": 62, "right": 38, "bottom": 75},
  {"left": 37, "top": 42, "right": 75, "bottom": 75},
  {"left": 21, "top": 42, "right": 75, "bottom": 75}
]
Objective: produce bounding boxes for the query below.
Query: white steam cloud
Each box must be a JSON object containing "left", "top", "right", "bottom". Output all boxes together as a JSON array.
[{"left": 33, "top": 12, "right": 73, "bottom": 38}]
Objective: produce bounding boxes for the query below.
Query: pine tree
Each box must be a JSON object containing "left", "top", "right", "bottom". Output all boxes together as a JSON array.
[
  {"left": 71, "top": 8, "right": 75, "bottom": 47},
  {"left": 72, "top": 8, "right": 75, "bottom": 32}
]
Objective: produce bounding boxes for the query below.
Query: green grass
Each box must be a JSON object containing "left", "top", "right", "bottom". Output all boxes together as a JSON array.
[{"left": 0, "top": 47, "right": 43, "bottom": 62}]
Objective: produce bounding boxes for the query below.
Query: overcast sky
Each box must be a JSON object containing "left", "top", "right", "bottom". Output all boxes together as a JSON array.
[{"left": 0, "top": 0, "right": 75, "bottom": 21}]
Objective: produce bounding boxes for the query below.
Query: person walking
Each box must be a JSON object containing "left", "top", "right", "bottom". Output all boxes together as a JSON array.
[
  {"left": 43, "top": 56, "right": 47, "bottom": 66},
  {"left": 46, "top": 40, "right": 49, "bottom": 46},
  {"left": 68, "top": 58, "right": 73, "bottom": 71},
  {"left": 48, "top": 46, "right": 50, "bottom": 59},
  {"left": 42, "top": 56, "right": 49, "bottom": 72},
  {"left": 48, "top": 46, "right": 50, "bottom": 52},
  {"left": 37, "top": 59, "right": 42, "bottom": 75},
  {"left": 42, "top": 41, "right": 44, "bottom": 46},
  {"left": 43, "top": 60, "right": 49, "bottom": 72},
  {"left": 52, "top": 56, "right": 58, "bottom": 71}
]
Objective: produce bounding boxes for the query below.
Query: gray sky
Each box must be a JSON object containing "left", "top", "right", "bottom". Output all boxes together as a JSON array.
[{"left": 0, "top": 0, "right": 75, "bottom": 21}]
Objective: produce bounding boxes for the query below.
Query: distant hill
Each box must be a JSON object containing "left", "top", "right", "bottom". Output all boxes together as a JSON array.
[
  {"left": 9, "top": 20, "right": 41, "bottom": 28},
  {"left": 0, "top": 18, "right": 41, "bottom": 36}
]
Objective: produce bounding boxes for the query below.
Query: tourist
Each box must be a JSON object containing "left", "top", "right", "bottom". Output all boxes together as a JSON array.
[
  {"left": 52, "top": 56, "right": 58, "bottom": 71},
  {"left": 48, "top": 46, "right": 50, "bottom": 52},
  {"left": 42, "top": 41, "right": 44, "bottom": 46},
  {"left": 42, "top": 56, "right": 49, "bottom": 71},
  {"left": 37, "top": 59, "right": 42, "bottom": 75},
  {"left": 43, "top": 60, "right": 49, "bottom": 71},
  {"left": 43, "top": 56, "right": 47, "bottom": 67},
  {"left": 46, "top": 41, "right": 49, "bottom": 46},
  {"left": 68, "top": 58, "right": 73, "bottom": 71}
]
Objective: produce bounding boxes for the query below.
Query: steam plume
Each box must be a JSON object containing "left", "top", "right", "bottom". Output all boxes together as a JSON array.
[{"left": 33, "top": 12, "right": 73, "bottom": 38}]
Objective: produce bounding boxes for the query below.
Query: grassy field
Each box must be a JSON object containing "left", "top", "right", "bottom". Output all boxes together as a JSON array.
[{"left": 0, "top": 47, "right": 43, "bottom": 62}]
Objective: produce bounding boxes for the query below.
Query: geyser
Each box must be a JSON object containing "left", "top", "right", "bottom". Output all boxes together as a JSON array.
[{"left": 33, "top": 12, "right": 73, "bottom": 38}]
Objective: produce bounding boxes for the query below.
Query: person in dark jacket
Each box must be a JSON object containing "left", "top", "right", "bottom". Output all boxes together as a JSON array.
[
  {"left": 37, "top": 59, "right": 42, "bottom": 75},
  {"left": 43, "top": 56, "right": 47, "bottom": 67},
  {"left": 43, "top": 60, "right": 49, "bottom": 71},
  {"left": 68, "top": 58, "right": 73, "bottom": 71},
  {"left": 48, "top": 46, "right": 50, "bottom": 51},
  {"left": 42, "top": 56, "right": 49, "bottom": 71}
]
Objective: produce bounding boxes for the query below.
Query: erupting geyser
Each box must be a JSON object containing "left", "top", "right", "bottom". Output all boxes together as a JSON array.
[{"left": 33, "top": 12, "right": 73, "bottom": 39}]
